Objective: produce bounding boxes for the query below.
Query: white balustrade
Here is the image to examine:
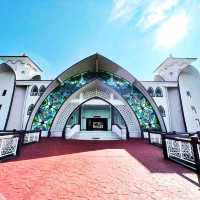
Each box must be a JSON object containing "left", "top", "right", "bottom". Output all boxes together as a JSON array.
[
  {"left": 24, "top": 131, "right": 41, "bottom": 144},
  {"left": 149, "top": 132, "right": 162, "bottom": 145},
  {"left": 112, "top": 125, "right": 126, "bottom": 140},
  {"left": 143, "top": 131, "right": 149, "bottom": 139},
  {"left": 0, "top": 136, "right": 19, "bottom": 158},
  {"left": 166, "top": 139, "right": 195, "bottom": 164},
  {"left": 65, "top": 125, "right": 80, "bottom": 139}
]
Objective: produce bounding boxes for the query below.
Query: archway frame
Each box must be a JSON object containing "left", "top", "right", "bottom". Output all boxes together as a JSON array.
[
  {"left": 62, "top": 96, "right": 129, "bottom": 138},
  {"left": 50, "top": 80, "right": 141, "bottom": 138}
]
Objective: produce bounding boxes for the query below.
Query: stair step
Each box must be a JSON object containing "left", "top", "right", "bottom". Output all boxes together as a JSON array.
[{"left": 71, "top": 131, "right": 121, "bottom": 140}]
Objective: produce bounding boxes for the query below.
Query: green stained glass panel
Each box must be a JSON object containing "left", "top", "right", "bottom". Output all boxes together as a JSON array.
[{"left": 31, "top": 71, "right": 161, "bottom": 131}]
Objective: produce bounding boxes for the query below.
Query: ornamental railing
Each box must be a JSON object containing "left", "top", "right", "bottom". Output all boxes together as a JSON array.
[
  {"left": 146, "top": 130, "right": 200, "bottom": 148},
  {"left": 23, "top": 130, "right": 41, "bottom": 144},
  {"left": 0, "top": 132, "right": 22, "bottom": 160},
  {"left": 146, "top": 130, "right": 200, "bottom": 185},
  {"left": 147, "top": 130, "right": 164, "bottom": 147},
  {"left": 162, "top": 133, "right": 200, "bottom": 185},
  {"left": 164, "top": 135, "right": 197, "bottom": 169},
  {"left": 0, "top": 130, "right": 41, "bottom": 161}
]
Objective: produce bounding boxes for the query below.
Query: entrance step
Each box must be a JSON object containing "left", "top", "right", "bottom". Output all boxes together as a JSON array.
[{"left": 71, "top": 131, "right": 121, "bottom": 140}]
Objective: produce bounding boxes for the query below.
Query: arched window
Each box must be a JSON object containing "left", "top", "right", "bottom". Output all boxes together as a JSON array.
[
  {"left": 186, "top": 91, "right": 191, "bottom": 98},
  {"left": 31, "top": 85, "right": 38, "bottom": 96},
  {"left": 147, "top": 87, "right": 154, "bottom": 97},
  {"left": 191, "top": 106, "right": 197, "bottom": 114},
  {"left": 158, "top": 105, "right": 165, "bottom": 117},
  {"left": 195, "top": 119, "right": 200, "bottom": 127},
  {"left": 39, "top": 85, "right": 46, "bottom": 96},
  {"left": 155, "top": 87, "right": 163, "bottom": 97},
  {"left": 27, "top": 104, "right": 34, "bottom": 115}
]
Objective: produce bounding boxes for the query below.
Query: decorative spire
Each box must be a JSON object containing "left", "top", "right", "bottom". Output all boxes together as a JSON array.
[{"left": 95, "top": 54, "right": 99, "bottom": 72}]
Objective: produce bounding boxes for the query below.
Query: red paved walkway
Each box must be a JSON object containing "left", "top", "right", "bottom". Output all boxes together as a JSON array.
[{"left": 0, "top": 139, "right": 199, "bottom": 200}]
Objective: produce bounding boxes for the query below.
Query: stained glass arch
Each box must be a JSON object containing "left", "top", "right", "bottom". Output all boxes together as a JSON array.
[{"left": 50, "top": 80, "right": 141, "bottom": 137}]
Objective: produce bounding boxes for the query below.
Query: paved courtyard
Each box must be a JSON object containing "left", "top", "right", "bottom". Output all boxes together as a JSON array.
[{"left": 0, "top": 138, "right": 199, "bottom": 200}]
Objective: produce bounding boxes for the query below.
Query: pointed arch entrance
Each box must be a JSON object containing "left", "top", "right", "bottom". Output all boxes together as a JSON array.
[
  {"left": 63, "top": 97, "right": 128, "bottom": 140},
  {"left": 26, "top": 53, "right": 166, "bottom": 138}
]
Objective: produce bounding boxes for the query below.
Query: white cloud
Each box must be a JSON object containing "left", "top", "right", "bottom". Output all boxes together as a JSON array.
[
  {"left": 109, "top": 0, "right": 191, "bottom": 49},
  {"left": 109, "top": 0, "right": 180, "bottom": 27},
  {"left": 109, "top": 0, "right": 140, "bottom": 22},
  {"left": 139, "top": 0, "right": 180, "bottom": 29},
  {"left": 155, "top": 9, "right": 189, "bottom": 48}
]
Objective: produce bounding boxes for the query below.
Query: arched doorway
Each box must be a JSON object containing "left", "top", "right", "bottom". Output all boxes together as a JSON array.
[{"left": 63, "top": 97, "right": 128, "bottom": 140}]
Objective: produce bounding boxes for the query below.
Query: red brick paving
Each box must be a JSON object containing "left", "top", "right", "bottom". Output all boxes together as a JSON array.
[{"left": 0, "top": 138, "right": 199, "bottom": 200}]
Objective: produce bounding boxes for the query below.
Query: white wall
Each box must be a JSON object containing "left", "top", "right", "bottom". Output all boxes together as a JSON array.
[
  {"left": 0, "top": 65, "right": 15, "bottom": 130},
  {"left": 141, "top": 81, "right": 177, "bottom": 131},
  {"left": 167, "top": 87, "right": 185, "bottom": 132},
  {"left": 179, "top": 66, "right": 200, "bottom": 132},
  {"left": 6, "top": 86, "right": 26, "bottom": 130}
]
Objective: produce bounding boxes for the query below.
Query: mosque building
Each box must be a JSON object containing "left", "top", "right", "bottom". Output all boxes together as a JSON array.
[{"left": 0, "top": 53, "right": 199, "bottom": 140}]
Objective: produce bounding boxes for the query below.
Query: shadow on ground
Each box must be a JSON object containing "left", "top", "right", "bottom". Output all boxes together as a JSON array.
[
  {"left": 6, "top": 138, "right": 193, "bottom": 173},
  {"left": 2, "top": 138, "right": 199, "bottom": 190}
]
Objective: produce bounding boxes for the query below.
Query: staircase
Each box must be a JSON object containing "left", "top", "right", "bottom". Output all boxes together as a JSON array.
[{"left": 71, "top": 131, "right": 121, "bottom": 140}]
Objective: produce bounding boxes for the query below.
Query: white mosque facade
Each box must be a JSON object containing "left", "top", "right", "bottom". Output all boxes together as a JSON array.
[{"left": 0, "top": 54, "right": 199, "bottom": 140}]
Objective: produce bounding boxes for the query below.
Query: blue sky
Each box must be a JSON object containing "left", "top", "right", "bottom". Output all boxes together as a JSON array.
[{"left": 0, "top": 0, "right": 200, "bottom": 80}]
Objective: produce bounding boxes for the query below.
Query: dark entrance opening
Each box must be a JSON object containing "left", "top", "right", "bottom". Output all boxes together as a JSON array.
[{"left": 86, "top": 118, "right": 108, "bottom": 131}]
